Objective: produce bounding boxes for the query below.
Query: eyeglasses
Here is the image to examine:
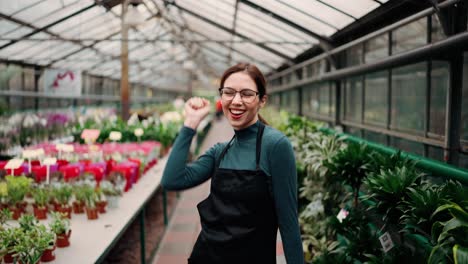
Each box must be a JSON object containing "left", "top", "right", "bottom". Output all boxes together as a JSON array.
[{"left": 218, "top": 87, "right": 259, "bottom": 103}]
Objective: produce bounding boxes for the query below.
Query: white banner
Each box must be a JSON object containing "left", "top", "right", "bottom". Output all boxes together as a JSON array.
[{"left": 44, "top": 69, "right": 82, "bottom": 96}]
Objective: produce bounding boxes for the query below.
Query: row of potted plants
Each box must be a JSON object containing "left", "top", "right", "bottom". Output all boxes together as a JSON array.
[
  {"left": 0, "top": 210, "right": 71, "bottom": 263},
  {"left": 260, "top": 107, "right": 468, "bottom": 264}
]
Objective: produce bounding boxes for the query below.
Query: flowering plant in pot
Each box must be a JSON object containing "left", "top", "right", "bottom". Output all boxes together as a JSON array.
[
  {"left": 32, "top": 187, "right": 50, "bottom": 220},
  {"left": 49, "top": 211, "right": 71, "bottom": 248},
  {"left": 5, "top": 175, "right": 32, "bottom": 220},
  {"left": 82, "top": 185, "right": 98, "bottom": 220},
  {"left": 53, "top": 184, "right": 73, "bottom": 219}
]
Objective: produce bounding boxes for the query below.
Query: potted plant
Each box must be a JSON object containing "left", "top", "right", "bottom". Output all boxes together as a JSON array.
[
  {"left": 94, "top": 187, "right": 108, "bottom": 213},
  {"left": 82, "top": 185, "right": 98, "bottom": 220},
  {"left": 49, "top": 211, "right": 71, "bottom": 248},
  {"left": 32, "top": 187, "right": 50, "bottom": 220},
  {"left": 72, "top": 185, "right": 86, "bottom": 214},
  {"left": 101, "top": 181, "right": 123, "bottom": 209},
  {"left": 0, "top": 227, "right": 22, "bottom": 263},
  {"left": 13, "top": 224, "right": 55, "bottom": 264},
  {"left": 5, "top": 175, "right": 32, "bottom": 220},
  {"left": 53, "top": 184, "right": 73, "bottom": 219}
]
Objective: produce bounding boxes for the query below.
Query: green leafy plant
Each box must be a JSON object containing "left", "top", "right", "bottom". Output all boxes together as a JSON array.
[
  {"left": 363, "top": 165, "right": 422, "bottom": 226},
  {"left": 0, "top": 208, "right": 12, "bottom": 228},
  {"left": 5, "top": 175, "right": 32, "bottom": 207},
  {"left": 81, "top": 185, "right": 97, "bottom": 208},
  {"left": 53, "top": 184, "right": 73, "bottom": 206},
  {"left": 325, "top": 142, "right": 373, "bottom": 207},
  {"left": 49, "top": 211, "right": 71, "bottom": 235},
  {"left": 18, "top": 214, "right": 39, "bottom": 232},
  {"left": 429, "top": 202, "right": 468, "bottom": 264},
  {"left": 32, "top": 186, "right": 50, "bottom": 208},
  {"left": 13, "top": 224, "right": 55, "bottom": 264}
]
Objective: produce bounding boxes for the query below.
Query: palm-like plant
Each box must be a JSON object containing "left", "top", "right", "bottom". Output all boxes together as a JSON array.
[{"left": 363, "top": 165, "right": 422, "bottom": 226}]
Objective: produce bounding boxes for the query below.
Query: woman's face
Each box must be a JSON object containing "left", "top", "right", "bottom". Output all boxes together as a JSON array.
[{"left": 221, "top": 72, "right": 266, "bottom": 130}]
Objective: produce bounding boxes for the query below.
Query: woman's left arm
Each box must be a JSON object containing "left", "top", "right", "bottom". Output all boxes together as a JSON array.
[{"left": 269, "top": 136, "right": 305, "bottom": 264}]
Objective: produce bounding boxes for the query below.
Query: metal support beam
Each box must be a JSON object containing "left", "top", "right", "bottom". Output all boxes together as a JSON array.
[
  {"left": 228, "top": 0, "right": 240, "bottom": 65},
  {"left": 163, "top": 0, "right": 293, "bottom": 62}
]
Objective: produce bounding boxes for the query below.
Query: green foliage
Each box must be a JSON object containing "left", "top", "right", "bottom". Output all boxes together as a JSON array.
[
  {"left": 49, "top": 211, "right": 71, "bottom": 235},
  {"left": 53, "top": 184, "right": 73, "bottom": 205},
  {"left": 0, "top": 208, "right": 12, "bottom": 227},
  {"left": 5, "top": 175, "right": 32, "bottom": 206},
  {"left": 81, "top": 185, "right": 97, "bottom": 208},
  {"left": 13, "top": 224, "right": 55, "bottom": 264},
  {"left": 32, "top": 186, "right": 50, "bottom": 208},
  {"left": 363, "top": 165, "right": 422, "bottom": 226},
  {"left": 325, "top": 143, "right": 373, "bottom": 207},
  {"left": 18, "top": 214, "right": 38, "bottom": 232}
]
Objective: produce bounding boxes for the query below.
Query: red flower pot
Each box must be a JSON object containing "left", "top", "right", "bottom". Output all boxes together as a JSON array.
[
  {"left": 9, "top": 206, "right": 22, "bottom": 220},
  {"left": 96, "top": 201, "right": 108, "bottom": 214},
  {"left": 33, "top": 206, "right": 48, "bottom": 220},
  {"left": 85, "top": 207, "right": 99, "bottom": 220},
  {"left": 3, "top": 252, "right": 14, "bottom": 263},
  {"left": 57, "top": 205, "right": 72, "bottom": 219},
  {"left": 72, "top": 201, "right": 85, "bottom": 214},
  {"left": 41, "top": 246, "right": 56, "bottom": 262},
  {"left": 56, "top": 230, "right": 71, "bottom": 248}
]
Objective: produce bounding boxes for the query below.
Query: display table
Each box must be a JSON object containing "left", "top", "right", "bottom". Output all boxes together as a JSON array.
[{"left": 52, "top": 156, "right": 168, "bottom": 264}]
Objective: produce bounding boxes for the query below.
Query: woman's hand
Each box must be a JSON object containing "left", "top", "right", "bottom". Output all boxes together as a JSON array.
[{"left": 184, "top": 97, "right": 211, "bottom": 130}]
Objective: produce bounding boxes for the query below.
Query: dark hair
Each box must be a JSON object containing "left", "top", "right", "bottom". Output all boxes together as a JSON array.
[{"left": 219, "top": 62, "right": 269, "bottom": 124}]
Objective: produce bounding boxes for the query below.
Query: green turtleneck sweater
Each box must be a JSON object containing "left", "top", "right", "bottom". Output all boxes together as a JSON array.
[{"left": 161, "top": 120, "right": 304, "bottom": 264}]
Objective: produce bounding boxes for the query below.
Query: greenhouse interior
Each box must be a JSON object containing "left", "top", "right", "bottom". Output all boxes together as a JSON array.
[{"left": 0, "top": 0, "right": 468, "bottom": 263}]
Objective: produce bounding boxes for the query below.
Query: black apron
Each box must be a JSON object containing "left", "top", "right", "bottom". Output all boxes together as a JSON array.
[{"left": 188, "top": 122, "right": 278, "bottom": 264}]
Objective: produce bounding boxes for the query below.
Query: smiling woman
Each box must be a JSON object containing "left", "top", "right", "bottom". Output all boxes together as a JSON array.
[{"left": 161, "top": 63, "right": 304, "bottom": 264}]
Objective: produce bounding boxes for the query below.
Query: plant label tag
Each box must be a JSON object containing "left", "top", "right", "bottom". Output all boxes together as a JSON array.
[
  {"left": 5, "top": 158, "right": 23, "bottom": 170},
  {"left": 379, "top": 232, "right": 394, "bottom": 253},
  {"left": 81, "top": 129, "right": 100, "bottom": 142},
  {"left": 109, "top": 131, "right": 122, "bottom": 141},
  {"left": 336, "top": 208, "right": 349, "bottom": 223},
  {"left": 43, "top": 157, "right": 57, "bottom": 166},
  {"left": 22, "top": 149, "right": 37, "bottom": 159}
]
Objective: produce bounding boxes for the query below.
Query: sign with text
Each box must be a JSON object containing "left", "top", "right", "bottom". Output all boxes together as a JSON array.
[{"left": 44, "top": 69, "right": 82, "bottom": 96}]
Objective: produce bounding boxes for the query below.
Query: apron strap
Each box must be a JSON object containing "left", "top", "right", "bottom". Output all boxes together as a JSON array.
[
  {"left": 216, "top": 135, "right": 235, "bottom": 169},
  {"left": 255, "top": 122, "right": 265, "bottom": 170}
]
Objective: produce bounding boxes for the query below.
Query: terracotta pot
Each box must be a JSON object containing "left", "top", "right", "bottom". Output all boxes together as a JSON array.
[
  {"left": 50, "top": 200, "right": 60, "bottom": 211},
  {"left": 3, "top": 252, "right": 14, "bottom": 263},
  {"left": 72, "top": 201, "right": 85, "bottom": 214},
  {"left": 57, "top": 205, "right": 72, "bottom": 219},
  {"left": 85, "top": 207, "right": 99, "bottom": 220},
  {"left": 96, "top": 200, "right": 108, "bottom": 214},
  {"left": 56, "top": 230, "right": 71, "bottom": 248},
  {"left": 18, "top": 201, "right": 28, "bottom": 213},
  {"left": 9, "top": 206, "right": 22, "bottom": 220},
  {"left": 40, "top": 246, "right": 56, "bottom": 262},
  {"left": 33, "top": 206, "right": 48, "bottom": 220}
]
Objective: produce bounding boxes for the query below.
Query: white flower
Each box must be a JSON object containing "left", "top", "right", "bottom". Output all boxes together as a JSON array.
[
  {"left": 127, "top": 113, "right": 139, "bottom": 126},
  {"left": 134, "top": 128, "right": 144, "bottom": 137},
  {"left": 160, "top": 111, "right": 182, "bottom": 124}
]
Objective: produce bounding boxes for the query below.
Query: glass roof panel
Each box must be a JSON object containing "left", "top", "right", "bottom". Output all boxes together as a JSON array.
[
  {"left": 284, "top": 0, "right": 354, "bottom": 29},
  {"left": 0, "top": 25, "right": 33, "bottom": 39},
  {"left": 321, "top": 0, "right": 380, "bottom": 18},
  {"left": 249, "top": 0, "right": 336, "bottom": 36},
  {"left": 177, "top": 0, "right": 234, "bottom": 30},
  {"left": 183, "top": 14, "right": 233, "bottom": 40},
  {"left": 0, "top": 0, "right": 43, "bottom": 16},
  {"left": 33, "top": 1, "right": 94, "bottom": 28},
  {"left": 14, "top": 0, "right": 74, "bottom": 23},
  {"left": 0, "top": 20, "right": 22, "bottom": 36}
]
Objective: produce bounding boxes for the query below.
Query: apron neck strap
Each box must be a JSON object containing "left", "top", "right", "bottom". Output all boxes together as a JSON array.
[{"left": 216, "top": 122, "right": 266, "bottom": 170}]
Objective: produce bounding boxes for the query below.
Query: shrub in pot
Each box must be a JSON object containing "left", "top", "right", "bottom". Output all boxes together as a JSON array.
[
  {"left": 82, "top": 185, "right": 98, "bottom": 220},
  {"left": 5, "top": 175, "right": 32, "bottom": 220},
  {"left": 0, "top": 227, "right": 22, "bottom": 263},
  {"left": 32, "top": 187, "right": 49, "bottom": 220},
  {"left": 14, "top": 223, "right": 55, "bottom": 264},
  {"left": 49, "top": 211, "right": 71, "bottom": 248},
  {"left": 53, "top": 184, "right": 73, "bottom": 219},
  {"left": 72, "top": 185, "right": 86, "bottom": 214}
]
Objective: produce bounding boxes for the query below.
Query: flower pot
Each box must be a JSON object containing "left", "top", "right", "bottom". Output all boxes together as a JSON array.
[
  {"left": 56, "top": 230, "right": 71, "bottom": 248},
  {"left": 40, "top": 246, "right": 56, "bottom": 262},
  {"left": 9, "top": 206, "right": 22, "bottom": 220},
  {"left": 107, "top": 196, "right": 119, "bottom": 209},
  {"left": 33, "top": 206, "right": 48, "bottom": 220},
  {"left": 72, "top": 201, "right": 85, "bottom": 214},
  {"left": 96, "top": 200, "right": 108, "bottom": 214},
  {"left": 57, "top": 205, "right": 72, "bottom": 219},
  {"left": 85, "top": 207, "right": 99, "bottom": 220},
  {"left": 3, "top": 252, "right": 14, "bottom": 263}
]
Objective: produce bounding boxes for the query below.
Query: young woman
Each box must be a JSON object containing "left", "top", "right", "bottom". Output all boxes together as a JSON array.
[{"left": 161, "top": 63, "right": 304, "bottom": 264}]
